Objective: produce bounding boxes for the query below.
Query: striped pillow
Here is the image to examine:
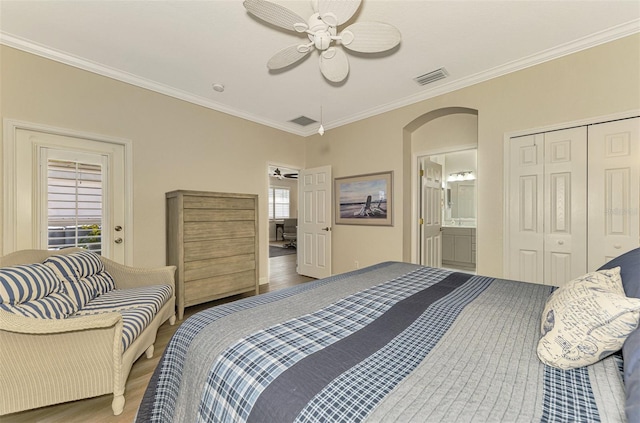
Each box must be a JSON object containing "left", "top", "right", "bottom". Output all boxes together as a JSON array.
[
  {"left": 44, "top": 250, "right": 105, "bottom": 283},
  {"left": 0, "top": 263, "right": 62, "bottom": 305},
  {"left": 83, "top": 271, "right": 115, "bottom": 297},
  {"left": 0, "top": 291, "right": 77, "bottom": 319},
  {"left": 62, "top": 280, "right": 97, "bottom": 310}
]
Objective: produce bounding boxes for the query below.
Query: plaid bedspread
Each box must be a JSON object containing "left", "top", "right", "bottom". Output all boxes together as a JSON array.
[{"left": 137, "top": 262, "right": 627, "bottom": 423}]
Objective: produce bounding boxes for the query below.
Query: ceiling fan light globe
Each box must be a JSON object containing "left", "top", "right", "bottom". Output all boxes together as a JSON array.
[
  {"left": 320, "top": 12, "right": 338, "bottom": 27},
  {"left": 340, "top": 29, "right": 354, "bottom": 46}
]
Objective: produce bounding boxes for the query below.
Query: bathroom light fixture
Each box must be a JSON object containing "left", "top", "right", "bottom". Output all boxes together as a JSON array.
[{"left": 448, "top": 171, "right": 475, "bottom": 182}]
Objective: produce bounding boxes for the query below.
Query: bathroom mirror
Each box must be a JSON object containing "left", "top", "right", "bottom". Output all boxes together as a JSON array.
[{"left": 447, "top": 180, "right": 476, "bottom": 219}]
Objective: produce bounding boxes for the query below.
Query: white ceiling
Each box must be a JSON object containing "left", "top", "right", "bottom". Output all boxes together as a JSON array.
[{"left": 1, "top": 1, "right": 639, "bottom": 136}]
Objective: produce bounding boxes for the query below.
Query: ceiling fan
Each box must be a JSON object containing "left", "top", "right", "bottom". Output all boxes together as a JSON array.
[
  {"left": 243, "top": 0, "right": 401, "bottom": 83},
  {"left": 270, "top": 168, "right": 298, "bottom": 179}
]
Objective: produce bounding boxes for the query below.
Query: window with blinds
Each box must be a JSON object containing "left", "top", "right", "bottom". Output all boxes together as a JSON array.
[
  {"left": 268, "top": 187, "right": 290, "bottom": 219},
  {"left": 47, "top": 159, "right": 103, "bottom": 253}
]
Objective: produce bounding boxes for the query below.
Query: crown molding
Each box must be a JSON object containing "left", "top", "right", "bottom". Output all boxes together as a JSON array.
[
  {"left": 3, "top": 18, "right": 639, "bottom": 138},
  {"left": 0, "top": 33, "right": 309, "bottom": 137},
  {"left": 318, "top": 19, "right": 640, "bottom": 136}
]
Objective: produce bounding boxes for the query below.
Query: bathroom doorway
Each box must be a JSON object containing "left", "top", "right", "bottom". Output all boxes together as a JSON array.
[{"left": 419, "top": 149, "right": 477, "bottom": 273}]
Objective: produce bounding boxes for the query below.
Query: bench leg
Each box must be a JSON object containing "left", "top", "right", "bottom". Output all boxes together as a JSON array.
[
  {"left": 145, "top": 344, "right": 154, "bottom": 359},
  {"left": 169, "top": 314, "right": 176, "bottom": 325},
  {"left": 112, "top": 394, "right": 125, "bottom": 415}
]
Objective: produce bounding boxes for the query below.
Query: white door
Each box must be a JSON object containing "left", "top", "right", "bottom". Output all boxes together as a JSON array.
[
  {"left": 10, "top": 128, "right": 129, "bottom": 263},
  {"left": 420, "top": 158, "right": 442, "bottom": 267},
  {"left": 297, "top": 165, "right": 332, "bottom": 278},
  {"left": 508, "top": 127, "right": 587, "bottom": 286},
  {"left": 543, "top": 127, "right": 587, "bottom": 285},
  {"left": 588, "top": 117, "right": 640, "bottom": 269},
  {"left": 508, "top": 133, "right": 545, "bottom": 283}
]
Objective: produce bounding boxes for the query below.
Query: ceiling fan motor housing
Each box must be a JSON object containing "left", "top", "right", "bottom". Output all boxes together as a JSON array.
[{"left": 308, "top": 13, "right": 337, "bottom": 51}]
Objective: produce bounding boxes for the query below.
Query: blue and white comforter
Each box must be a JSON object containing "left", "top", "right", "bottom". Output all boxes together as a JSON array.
[{"left": 137, "top": 262, "right": 626, "bottom": 422}]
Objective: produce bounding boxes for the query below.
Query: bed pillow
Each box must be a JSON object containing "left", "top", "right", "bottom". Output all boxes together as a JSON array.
[
  {"left": 597, "top": 247, "right": 640, "bottom": 298},
  {"left": 537, "top": 267, "right": 640, "bottom": 370},
  {"left": 624, "top": 327, "right": 640, "bottom": 422}
]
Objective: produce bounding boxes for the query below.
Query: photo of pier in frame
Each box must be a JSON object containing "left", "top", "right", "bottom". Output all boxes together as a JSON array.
[{"left": 335, "top": 171, "right": 393, "bottom": 226}]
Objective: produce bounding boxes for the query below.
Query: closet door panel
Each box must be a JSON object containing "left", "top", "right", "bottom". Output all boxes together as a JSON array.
[
  {"left": 543, "top": 127, "right": 587, "bottom": 286},
  {"left": 509, "top": 134, "right": 544, "bottom": 283},
  {"left": 588, "top": 117, "right": 640, "bottom": 269}
]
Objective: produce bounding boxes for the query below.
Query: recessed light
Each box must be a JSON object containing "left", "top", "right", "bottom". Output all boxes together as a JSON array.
[{"left": 212, "top": 83, "right": 225, "bottom": 92}]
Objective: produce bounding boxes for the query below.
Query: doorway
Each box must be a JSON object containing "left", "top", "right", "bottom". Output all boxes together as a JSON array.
[
  {"left": 420, "top": 149, "right": 477, "bottom": 273},
  {"left": 267, "top": 164, "right": 299, "bottom": 283}
]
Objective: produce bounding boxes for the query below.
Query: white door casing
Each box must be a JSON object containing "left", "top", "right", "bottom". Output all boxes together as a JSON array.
[
  {"left": 4, "top": 122, "right": 131, "bottom": 263},
  {"left": 297, "top": 165, "right": 332, "bottom": 278},
  {"left": 420, "top": 158, "right": 442, "bottom": 267},
  {"left": 587, "top": 117, "right": 640, "bottom": 269}
]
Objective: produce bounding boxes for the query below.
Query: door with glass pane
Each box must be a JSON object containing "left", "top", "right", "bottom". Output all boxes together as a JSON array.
[
  {"left": 12, "top": 128, "right": 127, "bottom": 263},
  {"left": 41, "top": 149, "right": 107, "bottom": 254}
]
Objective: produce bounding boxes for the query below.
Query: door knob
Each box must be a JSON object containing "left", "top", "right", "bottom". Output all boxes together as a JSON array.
[
  {"left": 114, "top": 225, "right": 123, "bottom": 231},
  {"left": 114, "top": 238, "right": 123, "bottom": 244},
  {"left": 557, "top": 240, "right": 564, "bottom": 245},
  {"left": 614, "top": 244, "right": 622, "bottom": 249},
  {"left": 322, "top": 227, "right": 331, "bottom": 231}
]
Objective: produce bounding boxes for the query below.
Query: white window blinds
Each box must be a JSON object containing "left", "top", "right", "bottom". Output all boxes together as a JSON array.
[
  {"left": 269, "top": 187, "right": 290, "bottom": 219},
  {"left": 47, "top": 159, "right": 103, "bottom": 253}
]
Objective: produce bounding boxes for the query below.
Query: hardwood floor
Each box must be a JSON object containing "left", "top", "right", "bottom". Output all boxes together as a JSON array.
[{"left": 4, "top": 254, "right": 313, "bottom": 423}]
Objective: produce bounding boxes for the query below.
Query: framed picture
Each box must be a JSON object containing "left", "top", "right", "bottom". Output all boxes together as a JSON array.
[{"left": 335, "top": 171, "right": 393, "bottom": 226}]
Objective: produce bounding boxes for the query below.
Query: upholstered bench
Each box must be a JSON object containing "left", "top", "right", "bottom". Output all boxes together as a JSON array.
[{"left": 0, "top": 248, "right": 176, "bottom": 416}]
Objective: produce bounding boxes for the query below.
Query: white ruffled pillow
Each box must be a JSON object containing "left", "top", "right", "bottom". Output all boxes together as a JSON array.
[{"left": 537, "top": 267, "right": 640, "bottom": 370}]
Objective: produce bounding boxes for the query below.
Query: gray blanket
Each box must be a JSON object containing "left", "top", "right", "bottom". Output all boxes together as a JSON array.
[{"left": 137, "top": 262, "right": 627, "bottom": 422}]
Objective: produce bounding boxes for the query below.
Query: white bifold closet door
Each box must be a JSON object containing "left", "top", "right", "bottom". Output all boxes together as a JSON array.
[
  {"left": 587, "top": 118, "right": 640, "bottom": 269},
  {"left": 508, "top": 127, "right": 587, "bottom": 286},
  {"left": 508, "top": 117, "right": 640, "bottom": 286}
]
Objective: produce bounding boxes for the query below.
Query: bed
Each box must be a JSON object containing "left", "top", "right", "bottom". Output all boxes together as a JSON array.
[{"left": 137, "top": 248, "right": 640, "bottom": 423}]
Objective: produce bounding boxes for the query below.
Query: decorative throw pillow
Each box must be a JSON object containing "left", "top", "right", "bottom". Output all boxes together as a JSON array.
[
  {"left": 0, "top": 291, "right": 77, "bottom": 319},
  {"left": 537, "top": 267, "right": 640, "bottom": 370},
  {"left": 61, "top": 280, "right": 97, "bottom": 310},
  {"left": 623, "top": 327, "right": 640, "bottom": 422},
  {"left": 0, "top": 263, "right": 62, "bottom": 304},
  {"left": 45, "top": 250, "right": 115, "bottom": 307},
  {"left": 44, "top": 250, "right": 105, "bottom": 283},
  {"left": 82, "top": 271, "right": 115, "bottom": 297},
  {"left": 597, "top": 247, "right": 640, "bottom": 298}
]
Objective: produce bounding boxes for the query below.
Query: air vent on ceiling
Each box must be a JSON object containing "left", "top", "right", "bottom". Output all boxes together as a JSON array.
[
  {"left": 414, "top": 67, "right": 449, "bottom": 86},
  {"left": 289, "top": 116, "right": 318, "bottom": 126}
]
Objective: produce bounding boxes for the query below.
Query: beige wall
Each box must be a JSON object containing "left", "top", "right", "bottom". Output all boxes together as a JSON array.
[
  {"left": 0, "top": 46, "right": 306, "bottom": 283},
  {"left": 306, "top": 34, "right": 640, "bottom": 276},
  {"left": 2, "top": 34, "right": 639, "bottom": 281}
]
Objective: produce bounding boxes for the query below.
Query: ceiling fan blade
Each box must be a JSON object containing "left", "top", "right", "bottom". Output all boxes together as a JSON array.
[
  {"left": 243, "top": 0, "right": 309, "bottom": 32},
  {"left": 319, "top": 47, "right": 349, "bottom": 83},
  {"left": 341, "top": 22, "right": 401, "bottom": 53},
  {"left": 318, "top": 0, "right": 361, "bottom": 27},
  {"left": 267, "top": 44, "right": 311, "bottom": 70}
]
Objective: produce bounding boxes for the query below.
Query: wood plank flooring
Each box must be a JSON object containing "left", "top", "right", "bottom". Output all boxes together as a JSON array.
[{"left": 4, "top": 254, "right": 313, "bottom": 423}]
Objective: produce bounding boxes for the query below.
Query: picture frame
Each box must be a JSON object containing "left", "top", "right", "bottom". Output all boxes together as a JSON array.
[{"left": 335, "top": 171, "right": 393, "bottom": 226}]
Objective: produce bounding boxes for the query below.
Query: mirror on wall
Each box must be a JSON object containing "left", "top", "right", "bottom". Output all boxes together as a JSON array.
[{"left": 441, "top": 150, "right": 477, "bottom": 227}]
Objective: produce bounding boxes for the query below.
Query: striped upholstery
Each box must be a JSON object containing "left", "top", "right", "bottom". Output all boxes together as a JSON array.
[
  {"left": 62, "top": 280, "right": 96, "bottom": 310},
  {"left": 0, "top": 263, "right": 77, "bottom": 318},
  {"left": 44, "top": 250, "right": 105, "bottom": 283},
  {"left": 45, "top": 250, "right": 116, "bottom": 307},
  {"left": 74, "top": 284, "right": 173, "bottom": 351},
  {"left": 83, "top": 272, "right": 115, "bottom": 296},
  {"left": 0, "top": 263, "right": 62, "bottom": 304},
  {"left": 1, "top": 292, "right": 77, "bottom": 319}
]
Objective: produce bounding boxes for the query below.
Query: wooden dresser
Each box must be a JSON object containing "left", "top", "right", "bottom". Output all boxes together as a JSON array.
[{"left": 166, "top": 190, "right": 259, "bottom": 319}]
